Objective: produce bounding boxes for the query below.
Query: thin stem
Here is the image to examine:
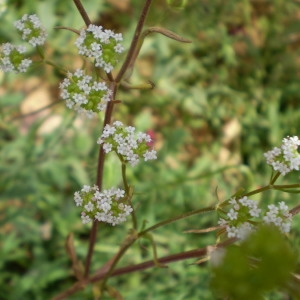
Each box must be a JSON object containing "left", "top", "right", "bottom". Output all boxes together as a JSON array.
[
  {"left": 243, "top": 182, "right": 300, "bottom": 199},
  {"left": 97, "top": 206, "right": 215, "bottom": 292},
  {"left": 129, "top": 198, "right": 138, "bottom": 230},
  {"left": 121, "top": 162, "right": 138, "bottom": 229},
  {"left": 44, "top": 60, "right": 68, "bottom": 74},
  {"left": 52, "top": 280, "right": 88, "bottom": 300},
  {"left": 290, "top": 204, "right": 300, "bottom": 216},
  {"left": 90, "top": 238, "right": 236, "bottom": 282},
  {"left": 99, "top": 234, "right": 137, "bottom": 292},
  {"left": 140, "top": 205, "right": 216, "bottom": 236},
  {"left": 121, "top": 163, "right": 129, "bottom": 194},
  {"left": 9, "top": 100, "right": 61, "bottom": 121},
  {"left": 83, "top": 222, "right": 99, "bottom": 278},
  {"left": 54, "top": 194, "right": 300, "bottom": 299},
  {"left": 54, "top": 26, "right": 80, "bottom": 35},
  {"left": 107, "top": 72, "right": 114, "bottom": 82},
  {"left": 52, "top": 238, "right": 235, "bottom": 300},
  {"left": 73, "top": 0, "right": 92, "bottom": 26},
  {"left": 116, "top": 0, "right": 153, "bottom": 83},
  {"left": 96, "top": 86, "right": 117, "bottom": 188},
  {"left": 82, "top": 0, "right": 153, "bottom": 281},
  {"left": 270, "top": 171, "right": 281, "bottom": 185},
  {"left": 243, "top": 185, "right": 272, "bottom": 198},
  {"left": 84, "top": 83, "right": 117, "bottom": 278},
  {"left": 273, "top": 183, "right": 300, "bottom": 189}
]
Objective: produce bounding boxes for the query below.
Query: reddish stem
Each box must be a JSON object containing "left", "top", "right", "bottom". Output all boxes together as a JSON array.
[
  {"left": 116, "top": 0, "right": 153, "bottom": 83},
  {"left": 73, "top": 0, "right": 91, "bottom": 26},
  {"left": 84, "top": 84, "right": 117, "bottom": 278}
]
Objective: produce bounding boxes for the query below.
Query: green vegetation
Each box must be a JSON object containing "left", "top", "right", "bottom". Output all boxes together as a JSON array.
[{"left": 1, "top": 0, "right": 300, "bottom": 298}]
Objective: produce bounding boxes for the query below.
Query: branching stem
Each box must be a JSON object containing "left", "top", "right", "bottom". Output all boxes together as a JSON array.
[
  {"left": 84, "top": 83, "right": 117, "bottom": 278},
  {"left": 116, "top": 0, "right": 154, "bottom": 82}
]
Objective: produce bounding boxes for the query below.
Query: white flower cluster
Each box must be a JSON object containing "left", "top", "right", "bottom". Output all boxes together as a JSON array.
[
  {"left": 0, "top": 14, "right": 47, "bottom": 74},
  {"left": 97, "top": 121, "right": 157, "bottom": 166},
  {"left": 74, "top": 185, "right": 133, "bottom": 226},
  {"left": 59, "top": 69, "right": 112, "bottom": 118},
  {"left": 14, "top": 14, "right": 47, "bottom": 46},
  {"left": 218, "top": 197, "right": 292, "bottom": 239},
  {"left": 0, "top": 43, "right": 32, "bottom": 73},
  {"left": 264, "top": 136, "right": 300, "bottom": 175},
  {"left": 263, "top": 202, "right": 292, "bottom": 233},
  {"left": 75, "top": 24, "right": 124, "bottom": 73},
  {"left": 218, "top": 196, "right": 261, "bottom": 240}
]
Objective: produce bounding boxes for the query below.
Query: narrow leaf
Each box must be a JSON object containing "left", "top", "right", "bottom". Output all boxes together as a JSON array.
[{"left": 142, "top": 26, "right": 192, "bottom": 43}]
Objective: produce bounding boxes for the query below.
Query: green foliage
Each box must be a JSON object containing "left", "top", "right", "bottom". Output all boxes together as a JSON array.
[
  {"left": 211, "top": 225, "right": 298, "bottom": 299},
  {"left": 1, "top": 0, "right": 300, "bottom": 299}
]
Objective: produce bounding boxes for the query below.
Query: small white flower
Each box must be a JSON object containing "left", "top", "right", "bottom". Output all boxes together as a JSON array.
[
  {"left": 229, "top": 197, "right": 240, "bottom": 210},
  {"left": 218, "top": 218, "right": 227, "bottom": 227},
  {"left": 226, "top": 226, "right": 239, "bottom": 238},
  {"left": 263, "top": 201, "right": 292, "bottom": 234},
  {"left": 237, "top": 222, "right": 254, "bottom": 240},
  {"left": 84, "top": 201, "right": 94, "bottom": 212},
  {"left": 75, "top": 24, "right": 124, "bottom": 72},
  {"left": 114, "top": 43, "right": 124, "bottom": 53},
  {"left": 81, "top": 213, "right": 92, "bottom": 224},
  {"left": 103, "top": 143, "right": 113, "bottom": 153},
  {"left": 98, "top": 122, "right": 157, "bottom": 166},
  {"left": 113, "top": 121, "right": 123, "bottom": 127},
  {"left": 14, "top": 14, "right": 47, "bottom": 46},
  {"left": 74, "top": 192, "right": 83, "bottom": 206},
  {"left": 144, "top": 150, "right": 157, "bottom": 161},
  {"left": 249, "top": 206, "right": 261, "bottom": 218},
  {"left": 279, "top": 201, "right": 288, "bottom": 211},
  {"left": 227, "top": 208, "right": 238, "bottom": 220},
  {"left": 281, "top": 222, "right": 291, "bottom": 233},
  {"left": 59, "top": 69, "right": 111, "bottom": 118},
  {"left": 75, "top": 185, "right": 132, "bottom": 226},
  {"left": 218, "top": 196, "right": 262, "bottom": 239},
  {"left": 0, "top": 43, "right": 32, "bottom": 73},
  {"left": 125, "top": 126, "right": 135, "bottom": 134},
  {"left": 264, "top": 136, "right": 300, "bottom": 175},
  {"left": 238, "top": 196, "right": 248, "bottom": 206},
  {"left": 81, "top": 185, "right": 91, "bottom": 192},
  {"left": 115, "top": 188, "right": 125, "bottom": 199}
]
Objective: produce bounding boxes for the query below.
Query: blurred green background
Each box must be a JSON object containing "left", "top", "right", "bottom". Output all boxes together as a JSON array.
[{"left": 1, "top": 0, "right": 300, "bottom": 299}]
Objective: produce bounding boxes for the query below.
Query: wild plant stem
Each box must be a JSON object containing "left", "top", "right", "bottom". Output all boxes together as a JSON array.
[
  {"left": 116, "top": 0, "right": 154, "bottom": 83},
  {"left": 120, "top": 161, "right": 138, "bottom": 229},
  {"left": 53, "top": 196, "right": 300, "bottom": 299},
  {"left": 99, "top": 235, "right": 137, "bottom": 292},
  {"left": 121, "top": 163, "right": 129, "bottom": 194},
  {"left": 91, "top": 237, "right": 237, "bottom": 282},
  {"left": 52, "top": 238, "right": 235, "bottom": 300},
  {"left": 84, "top": 83, "right": 117, "bottom": 278},
  {"left": 85, "top": 0, "right": 154, "bottom": 285},
  {"left": 73, "top": 0, "right": 91, "bottom": 26},
  {"left": 139, "top": 205, "right": 216, "bottom": 235},
  {"left": 97, "top": 205, "right": 217, "bottom": 292},
  {"left": 270, "top": 171, "right": 281, "bottom": 185}
]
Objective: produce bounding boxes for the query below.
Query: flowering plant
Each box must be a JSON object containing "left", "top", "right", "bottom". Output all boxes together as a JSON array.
[{"left": 2, "top": 1, "right": 300, "bottom": 299}]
